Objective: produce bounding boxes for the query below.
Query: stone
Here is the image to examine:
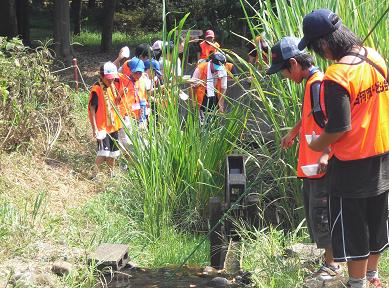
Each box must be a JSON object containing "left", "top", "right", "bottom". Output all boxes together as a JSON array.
[
  {"left": 223, "top": 241, "right": 241, "bottom": 275},
  {"left": 51, "top": 260, "right": 73, "bottom": 276},
  {"left": 208, "top": 276, "right": 230, "bottom": 287},
  {"left": 203, "top": 266, "right": 219, "bottom": 276},
  {"left": 10, "top": 268, "right": 55, "bottom": 288},
  {"left": 303, "top": 277, "right": 347, "bottom": 288},
  {"left": 285, "top": 243, "right": 324, "bottom": 266}
]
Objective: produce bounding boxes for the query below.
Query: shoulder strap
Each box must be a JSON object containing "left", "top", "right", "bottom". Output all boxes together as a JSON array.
[{"left": 347, "top": 51, "right": 389, "bottom": 82}]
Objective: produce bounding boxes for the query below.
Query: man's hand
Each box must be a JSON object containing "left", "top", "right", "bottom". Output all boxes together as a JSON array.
[{"left": 317, "top": 152, "right": 329, "bottom": 174}]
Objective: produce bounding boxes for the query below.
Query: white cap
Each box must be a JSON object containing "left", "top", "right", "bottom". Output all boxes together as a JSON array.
[
  {"left": 152, "top": 40, "right": 163, "bottom": 51},
  {"left": 152, "top": 40, "right": 171, "bottom": 51},
  {"left": 103, "top": 62, "right": 118, "bottom": 79}
]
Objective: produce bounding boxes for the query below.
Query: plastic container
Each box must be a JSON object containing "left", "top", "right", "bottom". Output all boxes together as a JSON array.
[
  {"left": 305, "top": 134, "right": 319, "bottom": 144},
  {"left": 301, "top": 164, "right": 319, "bottom": 176},
  {"left": 96, "top": 130, "right": 107, "bottom": 140}
]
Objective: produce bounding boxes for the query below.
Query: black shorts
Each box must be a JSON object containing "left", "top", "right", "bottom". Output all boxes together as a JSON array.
[
  {"left": 303, "top": 177, "right": 331, "bottom": 249},
  {"left": 200, "top": 96, "right": 218, "bottom": 112},
  {"left": 329, "top": 191, "right": 389, "bottom": 262},
  {"left": 96, "top": 131, "right": 120, "bottom": 158}
]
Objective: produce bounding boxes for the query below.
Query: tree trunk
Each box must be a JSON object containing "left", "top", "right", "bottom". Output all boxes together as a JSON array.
[
  {"left": 54, "top": 0, "right": 72, "bottom": 64},
  {"left": 16, "top": 0, "right": 30, "bottom": 45},
  {"left": 0, "top": 0, "right": 18, "bottom": 38},
  {"left": 71, "top": 0, "right": 82, "bottom": 36},
  {"left": 100, "top": 0, "right": 116, "bottom": 52},
  {"left": 88, "top": 0, "right": 96, "bottom": 9}
]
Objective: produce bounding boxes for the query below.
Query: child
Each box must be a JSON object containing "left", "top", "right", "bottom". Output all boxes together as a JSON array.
[
  {"left": 88, "top": 62, "right": 122, "bottom": 177},
  {"left": 267, "top": 36, "right": 340, "bottom": 281},
  {"left": 300, "top": 9, "right": 389, "bottom": 288}
]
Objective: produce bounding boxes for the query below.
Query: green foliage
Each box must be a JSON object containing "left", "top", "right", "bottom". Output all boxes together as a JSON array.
[
  {"left": 240, "top": 227, "right": 307, "bottom": 287},
  {"left": 0, "top": 191, "right": 47, "bottom": 254},
  {"left": 72, "top": 30, "right": 161, "bottom": 47},
  {"left": 0, "top": 37, "right": 71, "bottom": 152}
]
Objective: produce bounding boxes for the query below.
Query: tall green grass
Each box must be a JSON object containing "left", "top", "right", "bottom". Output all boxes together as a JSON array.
[{"left": 223, "top": 0, "right": 389, "bottom": 228}]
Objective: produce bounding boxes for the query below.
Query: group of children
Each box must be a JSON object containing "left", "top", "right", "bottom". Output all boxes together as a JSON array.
[
  {"left": 87, "top": 12, "right": 388, "bottom": 287},
  {"left": 268, "top": 9, "right": 388, "bottom": 288},
  {"left": 87, "top": 29, "right": 251, "bottom": 175}
]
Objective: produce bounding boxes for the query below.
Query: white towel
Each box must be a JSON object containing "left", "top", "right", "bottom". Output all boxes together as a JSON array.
[{"left": 206, "top": 62, "right": 216, "bottom": 97}]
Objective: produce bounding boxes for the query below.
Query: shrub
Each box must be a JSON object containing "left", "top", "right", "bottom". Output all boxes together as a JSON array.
[{"left": 0, "top": 37, "right": 72, "bottom": 152}]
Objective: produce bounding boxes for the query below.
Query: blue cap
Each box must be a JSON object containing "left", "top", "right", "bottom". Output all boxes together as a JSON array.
[
  {"left": 267, "top": 36, "right": 305, "bottom": 75},
  {"left": 128, "top": 57, "right": 145, "bottom": 73},
  {"left": 144, "top": 59, "right": 162, "bottom": 76},
  {"left": 298, "top": 9, "right": 342, "bottom": 50}
]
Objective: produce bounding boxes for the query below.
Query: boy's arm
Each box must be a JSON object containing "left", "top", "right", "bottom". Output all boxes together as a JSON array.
[
  {"left": 309, "top": 131, "right": 345, "bottom": 151},
  {"left": 89, "top": 105, "right": 98, "bottom": 137},
  {"left": 112, "top": 47, "right": 129, "bottom": 69},
  {"left": 281, "top": 119, "right": 301, "bottom": 149},
  {"left": 89, "top": 92, "right": 99, "bottom": 137}
]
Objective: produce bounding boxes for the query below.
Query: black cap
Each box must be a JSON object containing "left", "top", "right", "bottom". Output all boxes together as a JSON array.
[
  {"left": 267, "top": 36, "right": 304, "bottom": 75},
  {"left": 209, "top": 52, "right": 226, "bottom": 65},
  {"left": 298, "top": 9, "right": 342, "bottom": 50}
]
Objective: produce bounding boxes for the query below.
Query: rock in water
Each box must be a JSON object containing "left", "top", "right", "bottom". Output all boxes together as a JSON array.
[
  {"left": 208, "top": 276, "right": 230, "bottom": 287},
  {"left": 203, "top": 266, "right": 219, "bottom": 276}
]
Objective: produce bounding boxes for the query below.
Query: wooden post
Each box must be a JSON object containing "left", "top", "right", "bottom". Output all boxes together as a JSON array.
[
  {"left": 209, "top": 197, "right": 224, "bottom": 269},
  {"left": 72, "top": 58, "right": 79, "bottom": 91}
]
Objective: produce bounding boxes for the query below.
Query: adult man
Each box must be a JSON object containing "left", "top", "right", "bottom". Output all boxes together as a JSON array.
[
  {"left": 299, "top": 9, "right": 389, "bottom": 288},
  {"left": 197, "top": 30, "right": 220, "bottom": 62},
  {"left": 190, "top": 52, "right": 227, "bottom": 122}
]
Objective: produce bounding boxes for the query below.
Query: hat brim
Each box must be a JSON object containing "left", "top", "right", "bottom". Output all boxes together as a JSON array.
[
  {"left": 213, "top": 63, "right": 224, "bottom": 71},
  {"left": 266, "top": 62, "right": 286, "bottom": 75},
  {"left": 104, "top": 73, "right": 118, "bottom": 79},
  {"left": 132, "top": 69, "right": 144, "bottom": 73},
  {"left": 298, "top": 37, "right": 310, "bottom": 50}
]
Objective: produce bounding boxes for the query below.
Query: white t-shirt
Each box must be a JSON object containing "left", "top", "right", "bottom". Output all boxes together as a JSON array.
[{"left": 159, "top": 57, "right": 182, "bottom": 77}]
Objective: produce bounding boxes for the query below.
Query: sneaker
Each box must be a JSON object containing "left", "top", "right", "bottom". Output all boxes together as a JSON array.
[
  {"left": 368, "top": 277, "right": 382, "bottom": 288},
  {"left": 313, "top": 263, "right": 342, "bottom": 281}
]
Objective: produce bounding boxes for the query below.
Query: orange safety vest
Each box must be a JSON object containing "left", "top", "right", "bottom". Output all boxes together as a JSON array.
[
  {"left": 322, "top": 47, "right": 389, "bottom": 161},
  {"left": 194, "top": 62, "right": 222, "bottom": 106},
  {"left": 199, "top": 40, "right": 220, "bottom": 60},
  {"left": 118, "top": 74, "right": 148, "bottom": 120},
  {"left": 121, "top": 60, "right": 132, "bottom": 76},
  {"left": 88, "top": 80, "right": 121, "bottom": 133},
  {"left": 297, "top": 71, "right": 325, "bottom": 178}
]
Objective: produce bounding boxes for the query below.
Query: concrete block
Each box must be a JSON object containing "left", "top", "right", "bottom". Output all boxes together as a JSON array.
[{"left": 89, "top": 243, "right": 129, "bottom": 271}]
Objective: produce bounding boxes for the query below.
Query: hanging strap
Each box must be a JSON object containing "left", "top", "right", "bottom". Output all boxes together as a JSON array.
[{"left": 347, "top": 51, "right": 389, "bottom": 82}]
